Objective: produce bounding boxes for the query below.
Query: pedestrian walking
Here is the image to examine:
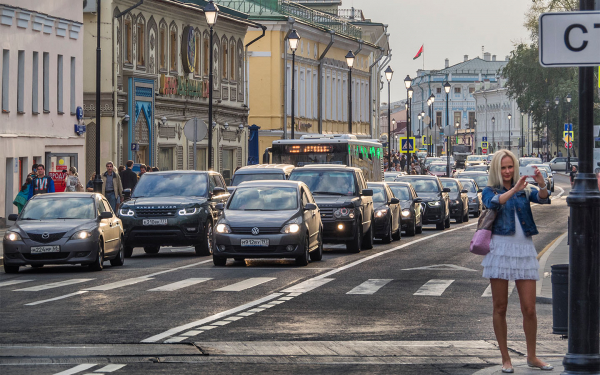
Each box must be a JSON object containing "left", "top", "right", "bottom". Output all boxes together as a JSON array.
[
  {"left": 86, "top": 173, "right": 96, "bottom": 192},
  {"left": 121, "top": 160, "right": 139, "bottom": 191},
  {"left": 27, "top": 164, "right": 55, "bottom": 200},
  {"left": 400, "top": 155, "right": 406, "bottom": 172},
  {"left": 481, "top": 150, "right": 552, "bottom": 373},
  {"left": 13, "top": 176, "right": 32, "bottom": 213},
  {"left": 117, "top": 165, "right": 126, "bottom": 180},
  {"left": 569, "top": 165, "right": 577, "bottom": 187},
  {"left": 64, "top": 166, "right": 83, "bottom": 192},
  {"left": 101, "top": 161, "right": 123, "bottom": 213}
]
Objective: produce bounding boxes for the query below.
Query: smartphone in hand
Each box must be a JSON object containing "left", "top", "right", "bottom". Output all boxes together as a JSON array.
[{"left": 520, "top": 166, "right": 536, "bottom": 177}]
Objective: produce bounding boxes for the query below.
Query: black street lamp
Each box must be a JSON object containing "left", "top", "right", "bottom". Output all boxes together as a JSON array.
[
  {"left": 444, "top": 81, "right": 451, "bottom": 177},
  {"left": 520, "top": 112, "right": 525, "bottom": 157},
  {"left": 93, "top": 0, "right": 103, "bottom": 193},
  {"left": 287, "top": 29, "right": 300, "bottom": 139},
  {"left": 507, "top": 113, "right": 512, "bottom": 151},
  {"left": 404, "top": 75, "right": 413, "bottom": 166},
  {"left": 554, "top": 96, "right": 560, "bottom": 159},
  {"left": 491, "top": 116, "right": 496, "bottom": 153},
  {"left": 346, "top": 51, "right": 355, "bottom": 134},
  {"left": 427, "top": 94, "right": 435, "bottom": 156},
  {"left": 473, "top": 118, "right": 478, "bottom": 154},
  {"left": 566, "top": 93, "right": 572, "bottom": 173},
  {"left": 545, "top": 98, "right": 550, "bottom": 160},
  {"left": 420, "top": 111, "right": 425, "bottom": 149},
  {"left": 385, "top": 66, "right": 394, "bottom": 170},
  {"left": 204, "top": 0, "right": 219, "bottom": 170}
]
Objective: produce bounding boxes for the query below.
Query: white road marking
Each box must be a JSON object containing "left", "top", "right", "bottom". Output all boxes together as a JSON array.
[
  {"left": 413, "top": 280, "right": 454, "bottom": 296},
  {"left": 94, "top": 364, "right": 127, "bottom": 372},
  {"left": 52, "top": 364, "right": 97, "bottom": 375},
  {"left": 148, "top": 278, "right": 212, "bottom": 291},
  {"left": 84, "top": 277, "right": 153, "bottom": 291},
  {"left": 212, "top": 321, "right": 231, "bottom": 326},
  {"left": 402, "top": 264, "right": 478, "bottom": 272},
  {"left": 0, "top": 279, "right": 34, "bottom": 288},
  {"left": 181, "top": 330, "right": 203, "bottom": 336},
  {"left": 15, "top": 278, "right": 94, "bottom": 292},
  {"left": 215, "top": 277, "right": 276, "bottom": 292},
  {"left": 143, "top": 259, "right": 213, "bottom": 278},
  {"left": 482, "top": 281, "right": 516, "bottom": 297},
  {"left": 141, "top": 293, "right": 282, "bottom": 343},
  {"left": 347, "top": 279, "right": 393, "bottom": 295},
  {"left": 164, "top": 336, "right": 187, "bottom": 343},
  {"left": 25, "top": 291, "right": 88, "bottom": 306},
  {"left": 281, "top": 278, "right": 334, "bottom": 293},
  {"left": 555, "top": 186, "right": 565, "bottom": 198}
]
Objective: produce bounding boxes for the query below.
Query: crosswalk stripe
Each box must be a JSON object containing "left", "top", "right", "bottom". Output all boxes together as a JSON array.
[
  {"left": 52, "top": 364, "right": 97, "bottom": 375},
  {"left": 84, "top": 277, "right": 153, "bottom": 291},
  {"left": 15, "top": 278, "right": 94, "bottom": 292},
  {"left": 215, "top": 277, "right": 276, "bottom": 292},
  {"left": 347, "top": 279, "right": 393, "bottom": 295},
  {"left": 0, "top": 279, "right": 34, "bottom": 288},
  {"left": 282, "top": 278, "right": 334, "bottom": 293},
  {"left": 93, "top": 364, "right": 126, "bottom": 372},
  {"left": 148, "top": 278, "right": 212, "bottom": 291},
  {"left": 482, "top": 281, "right": 516, "bottom": 298},
  {"left": 413, "top": 279, "right": 454, "bottom": 296},
  {"left": 25, "top": 291, "right": 88, "bottom": 306}
]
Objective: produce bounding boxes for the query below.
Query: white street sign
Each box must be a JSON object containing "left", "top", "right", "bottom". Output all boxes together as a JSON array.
[{"left": 539, "top": 11, "right": 600, "bottom": 67}]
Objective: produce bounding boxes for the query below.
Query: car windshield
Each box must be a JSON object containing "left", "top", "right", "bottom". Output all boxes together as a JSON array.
[
  {"left": 467, "top": 156, "right": 486, "bottom": 161},
  {"left": 231, "top": 173, "right": 285, "bottom": 186},
  {"left": 441, "top": 180, "right": 459, "bottom": 192},
  {"left": 20, "top": 197, "right": 96, "bottom": 220},
  {"left": 521, "top": 158, "right": 542, "bottom": 166},
  {"left": 389, "top": 186, "right": 410, "bottom": 200},
  {"left": 429, "top": 164, "right": 446, "bottom": 172},
  {"left": 465, "top": 165, "right": 488, "bottom": 171},
  {"left": 396, "top": 178, "right": 439, "bottom": 193},
  {"left": 459, "top": 180, "right": 477, "bottom": 193},
  {"left": 370, "top": 186, "right": 387, "bottom": 204},
  {"left": 133, "top": 173, "right": 208, "bottom": 197},
  {"left": 425, "top": 158, "right": 441, "bottom": 165},
  {"left": 290, "top": 171, "right": 356, "bottom": 196},
  {"left": 384, "top": 175, "right": 397, "bottom": 182},
  {"left": 228, "top": 187, "right": 298, "bottom": 211},
  {"left": 459, "top": 174, "right": 488, "bottom": 188}
]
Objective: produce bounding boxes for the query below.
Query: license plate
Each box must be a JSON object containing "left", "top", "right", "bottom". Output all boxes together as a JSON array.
[
  {"left": 31, "top": 246, "right": 60, "bottom": 254},
  {"left": 143, "top": 219, "right": 167, "bottom": 226},
  {"left": 240, "top": 239, "right": 270, "bottom": 247}
]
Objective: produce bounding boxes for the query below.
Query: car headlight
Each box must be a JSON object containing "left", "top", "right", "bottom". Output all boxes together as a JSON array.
[
  {"left": 401, "top": 209, "right": 411, "bottom": 217},
  {"left": 119, "top": 207, "right": 135, "bottom": 216},
  {"left": 4, "top": 231, "right": 22, "bottom": 241},
  {"left": 375, "top": 209, "right": 388, "bottom": 218},
  {"left": 70, "top": 230, "right": 92, "bottom": 240},
  {"left": 216, "top": 224, "right": 231, "bottom": 233},
  {"left": 178, "top": 207, "right": 198, "bottom": 215},
  {"left": 428, "top": 201, "right": 441, "bottom": 207},
  {"left": 334, "top": 207, "right": 355, "bottom": 219},
  {"left": 281, "top": 223, "right": 301, "bottom": 234}
]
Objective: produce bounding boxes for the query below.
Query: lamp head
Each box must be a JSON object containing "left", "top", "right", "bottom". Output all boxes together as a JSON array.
[
  {"left": 418, "top": 114, "right": 422, "bottom": 120},
  {"left": 122, "top": 114, "right": 130, "bottom": 124},
  {"left": 392, "top": 118, "right": 396, "bottom": 126},
  {"left": 407, "top": 87, "right": 413, "bottom": 99},
  {"left": 429, "top": 93, "right": 435, "bottom": 103},
  {"left": 238, "top": 123, "right": 244, "bottom": 130},
  {"left": 287, "top": 29, "right": 301, "bottom": 52},
  {"left": 443, "top": 81, "right": 451, "bottom": 94},
  {"left": 345, "top": 50, "right": 355, "bottom": 69},
  {"left": 566, "top": 93, "right": 572, "bottom": 103},
  {"left": 223, "top": 122, "right": 229, "bottom": 131},
  {"left": 474, "top": 119, "right": 477, "bottom": 125},
  {"left": 545, "top": 99, "right": 550, "bottom": 108},
  {"left": 554, "top": 96, "right": 559, "bottom": 105},
  {"left": 507, "top": 113, "right": 512, "bottom": 120},
  {"left": 203, "top": 0, "right": 219, "bottom": 26},
  {"left": 455, "top": 121, "right": 460, "bottom": 128},
  {"left": 491, "top": 116, "right": 495, "bottom": 123},
  {"left": 404, "top": 75, "right": 412, "bottom": 89},
  {"left": 384, "top": 66, "right": 393, "bottom": 82}
]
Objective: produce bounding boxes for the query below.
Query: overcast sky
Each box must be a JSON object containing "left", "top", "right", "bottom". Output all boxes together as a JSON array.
[{"left": 344, "top": 0, "right": 532, "bottom": 102}]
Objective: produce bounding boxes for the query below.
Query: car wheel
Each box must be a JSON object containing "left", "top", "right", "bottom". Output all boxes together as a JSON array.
[
  {"left": 195, "top": 220, "right": 214, "bottom": 256},
  {"left": 362, "top": 217, "right": 374, "bottom": 250},
  {"left": 143, "top": 246, "right": 160, "bottom": 254},
  {"left": 474, "top": 209, "right": 481, "bottom": 218},
  {"left": 346, "top": 220, "right": 362, "bottom": 253},
  {"left": 415, "top": 218, "right": 423, "bottom": 234},
  {"left": 392, "top": 220, "right": 402, "bottom": 241},
  {"left": 463, "top": 209, "right": 469, "bottom": 222},
  {"left": 445, "top": 214, "right": 451, "bottom": 228},
  {"left": 89, "top": 243, "right": 104, "bottom": 271},
  {"left": 296, "top": 235, "right": 310, "bottom": 266},
  {"left": 456, "top": 206, "right": 464, "bottom": 223},
  {"left": 406, "top": 218, "right": 416, "bottom": 236},
  {"left": 382, "top": 218, "right": 393, "bottom": 244},
  {"left": 551, "top": 184, "right": 555, "bottom": 192},
  {"left": 110, "top": 239, "right": 125, "bottom": 267},
  {"left": 213, "top": 256, "right": 227, "bottom": 266},
  {"left": 3, "top": 259, "right": 19, "bottom": 274},
  {"left": 124, "top": 245, "right": 134, "bottom": 258},
  {"left": 310, "top": 230, "right": 323, "bottom": 261}
]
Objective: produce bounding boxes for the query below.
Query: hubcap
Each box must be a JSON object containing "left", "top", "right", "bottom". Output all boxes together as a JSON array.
[{"left": 207, "top": 224, "right": 213, "bottom": 254}]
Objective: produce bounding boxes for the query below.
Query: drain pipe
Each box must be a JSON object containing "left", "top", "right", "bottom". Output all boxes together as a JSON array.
[
  {"left": 369, "top": 48, "right": 384, "bottom": 137},
  {"left": 318, "top": 30, "right": 335, "bottom": 134},
  {"left": 244, "top": 23, "right": 267, "bottom": 108},
  {"left": 283, "top": 18, "right": 294, "bottom": 139}
]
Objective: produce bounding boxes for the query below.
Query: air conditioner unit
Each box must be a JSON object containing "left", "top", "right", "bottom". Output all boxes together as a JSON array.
[{"left": 83, "top": 0, "right": 97, "bottom": 13}]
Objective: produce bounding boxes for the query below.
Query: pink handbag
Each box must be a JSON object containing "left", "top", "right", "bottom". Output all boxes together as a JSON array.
[{"left": 469, "top": 208, "right": 497, "bottom": 255}]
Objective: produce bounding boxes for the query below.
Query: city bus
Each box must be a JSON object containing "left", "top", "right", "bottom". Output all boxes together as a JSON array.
[{"left": 264, "top": 134, "right": 384, "bottom": 181}]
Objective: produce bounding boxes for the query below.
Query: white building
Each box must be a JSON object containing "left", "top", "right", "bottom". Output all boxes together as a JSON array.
[{"left": 0, "top": 0, "right": 84, "bottom": 226}]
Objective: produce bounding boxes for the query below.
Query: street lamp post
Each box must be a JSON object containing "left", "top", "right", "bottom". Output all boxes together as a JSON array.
[
  {"left": 417, "top": 113, "right": 422, "bottom": 148},
  {"left": 346, "top": 51, "right": 355, "bottom": 134},
  {"left": 287, "top": 30, "right": 300, "bottom": 140},
  {"left": 491, "top": 117, "right": 496, "bottom": 153},
  {"left": 404, "top": 75, "right": 413, "bottom": 167},
  {"left": 204, "top": 0, "right": 219, "bottom": 170},
  {"left": 520, "top": 112, "right": 525, "bottom": 157},
  {"left": 385, "top": 66, "right": 394, "bottom": 170},
  {"left": 507, "top": 113, "right": 512, "bottom": 151},
  {"left": 444, "top": 81, "right": 451, "bottom": 177},
  {"left": 428, "top": 94, "right": 435, "bottom": 156},
  {"left": 420, "top": 111, "right": 425, "bottom": 149},
  {"left": 566, "top": 93, "right": 572, "bottom": 173},
  {"left": 392, "top": 118, "right": 396, "bottom": 154},
  {"left": 545, "top": 99, "right": 550, "bottom": 161},
  {"left": 473, "top": 118, "right": 478, "bottom": 154},
  {"left": 554, "top": 96, "right": 560, "bottom": 158},
  {"left": 93, "top": 0, "right": 103, "bottom": 193}
]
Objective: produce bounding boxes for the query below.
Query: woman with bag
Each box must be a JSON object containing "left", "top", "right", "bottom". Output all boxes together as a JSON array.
[
  {"left": 481, "top": 150, "right": 552, "bottom": 373},
  {"left": 64, "top": 166, "right": 83, "bottom": 192}
]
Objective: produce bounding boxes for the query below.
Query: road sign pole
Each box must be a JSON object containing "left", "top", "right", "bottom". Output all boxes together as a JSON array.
[
  {"left": 193, "top": 117, "right": 197, "bottom": 170},
  {"left": 563, "top": 1, "right": 600, "bottom": 373}
]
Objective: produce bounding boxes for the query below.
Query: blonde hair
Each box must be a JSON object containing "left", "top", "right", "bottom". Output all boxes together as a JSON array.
[
  {"left": 69, "top": 166, "right": 78, "bottom": 176},
  {"left": 488, "top": 150, "right": 520, "bottom": 188}
]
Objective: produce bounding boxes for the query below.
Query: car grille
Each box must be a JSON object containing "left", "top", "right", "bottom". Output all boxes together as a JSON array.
[
  {"left": 136, "top": 208, "right": 177, "bottom": 217},
  {"left": 223, "top": 245, "right": 288, "bottom": 253},
  {"left": 319, "top": 207, "right": 335, "bottom": 220},
  {"left": 23, "top": 252, "right": 70, "bottom": 260},
  {"left": 27, "top": 232, "right": 66, "bottom": 243},
  {"left": 230, "top": 227, "right": 281, "bottom": 234}
]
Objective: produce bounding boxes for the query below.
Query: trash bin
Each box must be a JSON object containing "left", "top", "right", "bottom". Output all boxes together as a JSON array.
[{"left": 551, "top": 264, "right": 569, "bottom": 335}]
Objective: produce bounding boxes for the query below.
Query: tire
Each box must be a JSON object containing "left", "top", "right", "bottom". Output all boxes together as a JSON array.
[
  {"left": 213, "top": 256, "right": 227, "bottom": 266},
  {"left": 143, "top": 246, "right": 160, "bottom": 254},
  {"left": 415, "top": 217, "right": 423, "bottom": 234},
  {"left": 110, "top": 240, "right": 125, "bottom": 267},
  {"left": 474, "top": 209, "right": 481, "bottom": 218},
  {"left": 551, "top": 184, "right": 555, "bottom": 192},
  {"left": 463, "top": 210, "right": 469, "bottom": 222},
  {"left": 296, "top": 235, "right": 310, "bottom": 266},
  {"left": 392, "top": 220, "right": 402, "bottom": 241},
  {"left": 124, "top": 245, "right": 134, "bottom": 258},
  {"left": 195, "top": 221, "right": 214, "bottom": 256},
  {"left": 436, "top": 220, "right": 445, "bottom": 230},
  {"left": 310, "top": 230, "right": 323, "bottom": 261},
  {"left": 346, "top": 221, "right": 362, "bottom": 253},
  {"left": 382, "top": 218, "right": 393, "bottom": 244},
  {"left": 444, "top": 214, "right": 451, "bottom": 228},
  {"left": 456, "top": 206, "right": 464, "bottom": 223},
  {"left": 362, "top": 217, "right": 374, "bottom": 250},
  {"left": 89, "top": 243, "right": 104, "bottom": 271},
  {"left": 3, "top": 259, "right": 19, "bottom": 274},
  {"left": 406, "top": 218, "right": 416, "bottom": 236}
]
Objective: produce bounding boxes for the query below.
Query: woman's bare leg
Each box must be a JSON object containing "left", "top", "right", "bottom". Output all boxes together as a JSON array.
[
  {"left": 491, "top": 278, "right": 511, "bottom": 368},
  {"left": 515, "top": 279, "right": 549, "bottom": 367}
]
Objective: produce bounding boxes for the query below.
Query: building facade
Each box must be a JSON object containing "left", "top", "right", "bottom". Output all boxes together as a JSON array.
[{"left": 0, "top": 0, "right": 84, "bottom": 226}]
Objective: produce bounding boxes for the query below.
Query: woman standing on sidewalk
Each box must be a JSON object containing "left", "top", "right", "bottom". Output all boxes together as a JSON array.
[{"left": 481, "top": 150, "right": 553, "bottom": 373}]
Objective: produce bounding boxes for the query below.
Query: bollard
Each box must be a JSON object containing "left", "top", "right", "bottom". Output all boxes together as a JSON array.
[{"left": 551, "top": 264, "right": 569, "bottom": 336}]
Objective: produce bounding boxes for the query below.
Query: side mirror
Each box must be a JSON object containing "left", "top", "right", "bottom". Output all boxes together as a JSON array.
[
  {"left": 8, "top": 213, "right": 18, "bottom": 221},
  {"left": 123, "top": 188, "right": 132, "bottom": 200},
  {"left": 215, "top": 203, "right": 225, "bottom": 211},
  {"left": 460, "top": 189, "right": 468, "bottom": 194},
  {"left": 477, "top": 188, "right": 483, "bottom": 193},
  {"left": 304, "top": 203, "right": 317, "bottom": 211},
  {"left": 212, "top": 187, "right": 226, "bottom": 196},
  {"left": 100, "top": 211, "right": 113, "bottom": 219},
  {"left": 361, "top": 189, "right": 373, "bottom": 197},
  {"left": 442, "top": 187, "right": 451, "bottom": 193},
  {"left": 227, "top": 187, "right": 236, "bottom": 194},
  {"left": 414, "top": 198, "right": 422, "bottom": 203},
  {"left": 390, "top": 197, "right": 400, "bottom": 204}
]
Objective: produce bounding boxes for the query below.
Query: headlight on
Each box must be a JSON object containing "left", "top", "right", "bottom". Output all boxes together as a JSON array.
[
  {"left": 428, "top": 201, "right": 441, "bottom": 207},
  {"left": 281, "top": 223, "right": 301, "bottom": 234},
  {"left": 4, "top": 231, "right": 22, "bottom": 241},
  {"left": 375, "top": 209, "right": 387, "bottom": 218},
  {"left": 119, "top": 207, "right": 135, "bottom": 216},
  {"left": 401, "top": 209, "right": 411, "bottom": 217},
  {"left": 216, "top": 224, "right": 231, "bottom": 233},
  {"left": 178, "top": 207, "right": 197, "bottom": 215},
  {"left": 334, "top": 207, "right": 354, "bottom": 218},
  {"left": 70, "top": 230, "right": 92, "bottom": 240}
]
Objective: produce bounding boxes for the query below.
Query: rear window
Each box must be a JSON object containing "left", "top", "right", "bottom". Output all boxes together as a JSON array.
[
  {"left": 441, "top": 180, "right": 459, "bottom": 192},
  {"left": 290, "top": 170, "right": 356, "bottom": 196},
  {"left": 396, "top": 177, "right": 439, "bottom": 193},
  {"left": 231, "top": 173, "right": 285, "bottom": 186},
  {"left": 389, "top": 185, "right": 410, "bottom": 200}
]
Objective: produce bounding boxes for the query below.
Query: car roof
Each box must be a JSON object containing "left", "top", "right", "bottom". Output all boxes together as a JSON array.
[
  {"left": 236, "top": 180, "right": 305, "bottom": 189},
  {"left": 386, "top": 182, "right": 412, "bottom": 187},
  {"left": 141, "top": 170, "right": 215, "bottom": 175},
  {"left": 457, "top": 171, "right": 488, "bottom": 175},
  {"left": 234, "top": 164, "right": 295, "bottom": 174},
  {"left": 367, "top": 182, "right": 387, "bottom": 187},
  {"left": 293, "top": 165, "right": 360, "bottom": 172},
  {"left": 439, "top": 177, "right": 459, "bottom": 182},
  {"left": 33, "top": 192, "right": 99, "bottom": 199},
  {"left": 396, "top": 175, "right": 438, "bottom": 180}
]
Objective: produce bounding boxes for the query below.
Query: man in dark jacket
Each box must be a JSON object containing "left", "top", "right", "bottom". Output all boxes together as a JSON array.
[
  {"left": 121, "top": 160, "right": 139, "bottom": 191},
  {"left": 28, "top": 164, "right": 55, "bottom": 200}
]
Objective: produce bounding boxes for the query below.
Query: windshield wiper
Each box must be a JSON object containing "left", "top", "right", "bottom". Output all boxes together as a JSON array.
[
  {"left": 311, "top": 191, "right": 347, "bottom": 196},
  {"left": 20, "top": 218, "right": 37, "bottom": 220},
  {"left": 56, "top": 217, "right": 76, "bottom": 220}
]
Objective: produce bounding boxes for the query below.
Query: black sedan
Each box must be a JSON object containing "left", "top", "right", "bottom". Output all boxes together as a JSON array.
[
  {"left": 455, "top": 171, "right": 489, "bottom": 193},
  {"left": 439, "top": 178, "right": 470, "bottom": 223},
  {"left": 394, "top": 175, "right": 450, "bottom": 230},
  {"left": 457, "top": 178, "right": 483, "bottom": 217},
  {"left": 213, "top": 181, "right": 322, "bottom": 266},
  {"left": 367, "top": 182, "right": 401, "bottom": 243},
  {"left": 387, "top": 182, "right": 423, "bottom": 236},
  {"left": 3, "top": 193, "right": 124, "bottom": 273}
]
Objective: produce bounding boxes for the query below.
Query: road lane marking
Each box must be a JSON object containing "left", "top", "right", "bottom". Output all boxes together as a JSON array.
[
  {"left": 414, "top": 279, "right": 454, "bottom": 296},
  {"left": 52, "top": 363, "right": 96, "bottom": 375},
  {"left": 148, "top": 278, "right": 212, "bottom": 291},
  {"left": 25, "top": 291, "right": 88, "bottom": 306},
  {"left": 141, "top": 293, "right": 282, "bottom": 343},
  {"left": 215, "top": 277, "right": 276, "bottom": 292},
  {"left": 0, "top": 279, "right": 34, "bottom": 288},
  {"left": 347, "top": 279, "right": 393, "bottom": 295},
  {"left": 482, "top": 281, "right": 516, "bottom": 297},
  {"left": 15, "top": 278, "right": 94, "bottom": 292},
  {"left": 143, "top": 259, "right": 213, "bottom": 277},
  {"left": 93, "top": 364, "right": 126, "bottom": 372},
  {"left": 282, "top": 278, "right": 334, "bottom": 293},
  {"left": 83, "top": 277, "right": 153, "bottom": 291},
  {"left": 555, "top": 186, "right": 565, "bottom": 198},
  {"left": 402, "top": 264, "right": 477, "bottom": 272}
]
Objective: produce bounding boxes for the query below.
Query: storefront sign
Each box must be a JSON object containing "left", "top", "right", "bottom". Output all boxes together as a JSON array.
[
  {"left": 49, "top": 172, "right": 67, "bottom": 192},
  {"left": 159, "top": 74, "right": 203, "bottom": 98}
]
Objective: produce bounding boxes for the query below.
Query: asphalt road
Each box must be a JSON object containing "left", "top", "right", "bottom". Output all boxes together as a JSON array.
[{"left": 0, "top": 175, "right": 572, "bottom": 374}]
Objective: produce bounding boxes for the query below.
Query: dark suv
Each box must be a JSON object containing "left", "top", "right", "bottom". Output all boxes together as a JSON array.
[
  {"left": 118, "top": 171, "right": 229, "bottom": 257},
  {"left": 394, "top": 175, "right": 450, "bottom": 230},
  {"left": 289, "top": 165, "right": 374, "bottom": 253}
]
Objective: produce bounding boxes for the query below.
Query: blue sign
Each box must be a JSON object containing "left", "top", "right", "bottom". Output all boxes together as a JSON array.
[
  {"left": 76, "top": 106, "right": 83, "bottom": 120},
  {"left": 401, "top": 137, "right": 416, "bottom": 153},
  {"left": 482, "top": 136, "right": 488, "bottom": 142},
  {"left": 131, "top": 143, "right": 140, "bottom": 151},
  {"left": 74, "top": 124, "right": 86, "bottom": 135},
  {"left": 564, "top": 123, "right": 573, "bottom": 132}
]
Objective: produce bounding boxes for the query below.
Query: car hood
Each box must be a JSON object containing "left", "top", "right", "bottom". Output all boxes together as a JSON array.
[
  {"left": 223, "top": 210, "right": 297, "bottom": 227},
  {"left": 13, "top": 220, "right": 95, "bottom": 237},
  {"left": 400, "top": 200, "right": 413, "bottom": 210},
  {"left": 126, "top": 196, "right": 208, "bottom": 207},
  {"left": 312, "top": 195, "right": 358, "bottom": 207},
  {"left": 415, "top": 192, "right": 443, "bottom": 202},
  {"left": 467, "top": 192, "right": 478, "bottom": 198},
  {"left": 373, "top": 203, "right": 389, "bottom": 211}
]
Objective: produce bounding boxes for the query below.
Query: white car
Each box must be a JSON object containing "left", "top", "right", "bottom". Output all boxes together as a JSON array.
[
  {"left": 465, "top": 155, "right": 487, "bottom": 167},
  {"left": 530, "top": 164, "right": 554, "bottom": 192},
  {"left": 548, "top": 157, "right": 579, "bottom": 171}
]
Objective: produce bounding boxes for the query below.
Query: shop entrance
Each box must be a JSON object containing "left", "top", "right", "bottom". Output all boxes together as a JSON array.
[{"left": 45, "top": 153, "right": 79, "bottom": 192}]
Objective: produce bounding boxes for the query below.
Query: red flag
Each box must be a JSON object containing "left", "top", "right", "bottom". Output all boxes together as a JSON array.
[{"left": 413, "top": 45, "right": 423, "bottom": 60}]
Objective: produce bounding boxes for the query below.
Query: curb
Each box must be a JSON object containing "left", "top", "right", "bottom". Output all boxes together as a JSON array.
[{"left": 535, "top": 232, "right": 568, "bottom": 304}]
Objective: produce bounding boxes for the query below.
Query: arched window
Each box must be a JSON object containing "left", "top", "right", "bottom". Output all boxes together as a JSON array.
[
  {"left": 123, "top": 15, "right": 133, "bottom": 64},
  {"left": 221, "top": 37, "right": 228, "bottom": 80},
  {"left": 229, "top": 39, "right": 236, "bottom": 81},
  {"left": 136, "top": 15, "right": 145, "bottom": 66},
  {"left": 203, "top": 32, "right": 209, "bottom": 76},
  {"left": 159, "top": 20, "right": 167, "bottom": 70},
  {"left": 169, "top": 22, "right": 178, "bottom": 73}
]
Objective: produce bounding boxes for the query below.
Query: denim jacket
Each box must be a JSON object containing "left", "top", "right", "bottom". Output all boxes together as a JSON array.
[{"left": 482, "top": 185, "right": 551, "bottom": 237}]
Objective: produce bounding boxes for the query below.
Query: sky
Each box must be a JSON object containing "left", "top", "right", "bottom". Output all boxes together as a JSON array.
[{"left": 344, "top": 0, "right": 532, "bottom": 102}]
